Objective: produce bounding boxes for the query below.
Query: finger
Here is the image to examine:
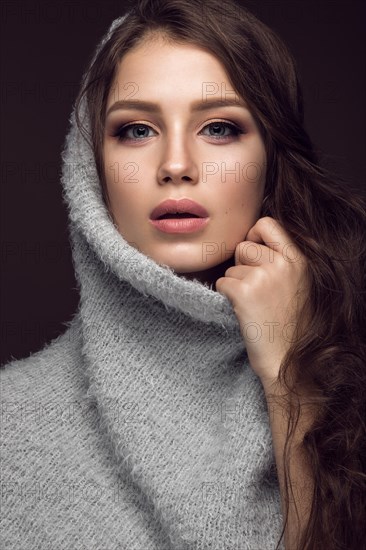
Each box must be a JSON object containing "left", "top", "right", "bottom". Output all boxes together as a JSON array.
[
  {"left": 245, "top": 216, "right": 283, "bottom": 246},
  {"left": 235, "top": 241, "right": 278, "bottom": 267},
  {"left": 244, "top": 216, "right": 304, "bottom": 265},
  {"left": 224, "top": 264, "right": 252, "bottom": 279},
  {"left": 215, "top": 275, "right": 244, "bottom": 303}
]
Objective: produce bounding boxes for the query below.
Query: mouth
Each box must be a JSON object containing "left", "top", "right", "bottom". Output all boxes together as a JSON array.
[
  {"left": 156, "top": 213, "right": 201, "bottom": 220},
  {"left": 150, "top": 198, "right": 209, "bottom": 220},
  {"left": 149, "top": 213, "right": 209, "bottom": 234}
]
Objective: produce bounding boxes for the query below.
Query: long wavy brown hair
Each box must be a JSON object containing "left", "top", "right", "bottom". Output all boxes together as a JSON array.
[{"left": 73, "top": 0, "right": 366, "bottom": 548}]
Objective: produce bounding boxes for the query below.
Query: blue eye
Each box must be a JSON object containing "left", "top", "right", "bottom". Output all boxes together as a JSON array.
[
  {"left": 201, "top": 121, "right": 244, "bottom": 139},
  {"left": 114, "top": 124, "right": 154, "bottom": 141},
  {"left": 113, "top": 120, "right": 245, "bottom": 143}
]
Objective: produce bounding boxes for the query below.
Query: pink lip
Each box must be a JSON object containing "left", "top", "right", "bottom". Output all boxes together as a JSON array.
[
  {"left": 150, "top": 217, "right": 209, "bottom": 234},
  {"left": 150, "top": 198, "right": 209, "bottom": 220}
]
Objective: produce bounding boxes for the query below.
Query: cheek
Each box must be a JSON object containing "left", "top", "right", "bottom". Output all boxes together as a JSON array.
[
  {"left": 217, "top": 149, "right": 266, "bottom": 205},
  {"left": 239, "top": 163, "right": 266, "bottom": 214},
  {"left": 103, "top": 150, "right": 131, "bottom": 209},
  {"left": 218, "top": 178, "right": 265, "bottom": 240},
  {"left": 224, "top": 177, "right": 264, "bottom": 214}
]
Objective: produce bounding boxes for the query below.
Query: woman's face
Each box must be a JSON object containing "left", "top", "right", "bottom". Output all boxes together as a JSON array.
[{"left": 103, "top": 35, "right": 267, "bottom": 281}]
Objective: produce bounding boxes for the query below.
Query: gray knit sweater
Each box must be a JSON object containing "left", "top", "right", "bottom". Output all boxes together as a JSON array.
[{"left": 0, "top": 14, "right": 284, "bottom": 550}]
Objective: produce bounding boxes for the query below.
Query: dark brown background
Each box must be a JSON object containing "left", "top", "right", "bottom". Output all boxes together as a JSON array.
[{"left": 1, "top": 0, "right": 365, "bottom": 365}]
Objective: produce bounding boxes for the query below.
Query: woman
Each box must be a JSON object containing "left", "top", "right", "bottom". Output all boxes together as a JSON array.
[{"left": 1, "top": 0, "right": 365, "bottom": 549}]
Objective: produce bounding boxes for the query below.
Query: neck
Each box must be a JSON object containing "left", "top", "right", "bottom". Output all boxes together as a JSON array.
[{"left": 176, "top": 256, "right": 236, "bottom": 291}]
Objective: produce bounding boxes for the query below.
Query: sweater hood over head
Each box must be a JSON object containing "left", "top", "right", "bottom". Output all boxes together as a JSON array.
[{"left": 61, "top": 12, "right": 242, "bottom": 333}]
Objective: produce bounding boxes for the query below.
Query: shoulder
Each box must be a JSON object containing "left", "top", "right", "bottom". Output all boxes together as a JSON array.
[
  {"left": 0, "top": 314, "right": 85, "bottom": 446},
  {"left": 1, "top": 314, "right": 82, "bottom": 394}
]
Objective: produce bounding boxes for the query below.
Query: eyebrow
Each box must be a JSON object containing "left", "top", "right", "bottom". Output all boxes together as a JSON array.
[{"left": 105, "top": 98, "right": 249, "bottom": 117}]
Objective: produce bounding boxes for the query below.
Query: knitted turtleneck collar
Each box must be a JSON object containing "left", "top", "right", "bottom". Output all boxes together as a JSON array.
[
  {"left": 1, "top": 13, "right": 284, "bottom": 550},
  {"left": 62, "top": 14, "right": 243, "bottom": 333}
]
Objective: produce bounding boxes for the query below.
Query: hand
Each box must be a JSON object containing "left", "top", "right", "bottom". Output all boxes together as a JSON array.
[{"left": 215, "top": 217, "right": 310, "bottom": 386}]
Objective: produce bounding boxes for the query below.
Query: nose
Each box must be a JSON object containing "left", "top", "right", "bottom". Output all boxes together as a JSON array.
[{"left": 157, "top": 127, "right": 199, "bottom": 185}]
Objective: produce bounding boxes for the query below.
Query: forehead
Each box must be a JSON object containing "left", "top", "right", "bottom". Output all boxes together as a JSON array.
[{"left": 108, "top": 38, "right": 236, "bottom": 104}]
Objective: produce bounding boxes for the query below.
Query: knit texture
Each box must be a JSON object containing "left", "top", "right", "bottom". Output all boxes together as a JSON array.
[{"left": 0, "top": 13, "right": 284, "bottom": 550}]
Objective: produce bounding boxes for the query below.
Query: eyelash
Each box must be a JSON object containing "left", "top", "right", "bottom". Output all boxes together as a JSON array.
[{"left": 112, "top": 120, "right": 245, "bottom": 143}]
